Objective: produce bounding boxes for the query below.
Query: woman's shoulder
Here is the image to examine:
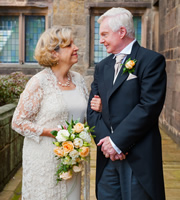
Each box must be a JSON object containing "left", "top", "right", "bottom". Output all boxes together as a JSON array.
[
  {"left": 70, "top": 70, "right": 84, "bottom": 82},
  {"left": 70, "top": 70, "right": 82, "bottom": 77},
  {"left": 26, "top": 68, "right": 47, "bottom": 87},
  {"left": 34, "top": 68, "right": 47, "bottom": 78}
]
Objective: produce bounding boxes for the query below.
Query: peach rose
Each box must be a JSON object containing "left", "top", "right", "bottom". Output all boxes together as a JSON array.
[
  {"left": 79, "top": 146, "right": 90, "bottom": 157},
  {"left": 62, "top": 141, "right": 74, "bottom": 153},
  {"left": 59, "top": 170, "right": 72, "bottom": 180},
  {"left": 53, "top": 147, "right": 64, "bottom": 157},
  {"left": 73, "top": 123, "right": 84, "bottom": 133},
  {"left": 73, "top": 163, "right": 82, "bottom": 172},
  {"left": 125, "top": 60, "right": 135, "bottom": 69}
]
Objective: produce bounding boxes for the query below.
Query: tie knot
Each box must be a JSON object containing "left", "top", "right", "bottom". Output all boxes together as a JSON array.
[{"left": 115, "top": 54, "right": 126, "bottom": 64}]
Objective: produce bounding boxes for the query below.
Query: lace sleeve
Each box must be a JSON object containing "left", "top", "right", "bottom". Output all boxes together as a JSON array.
[
  {"left": 80, "top": 75, "right": 89, "bottom": 101},
  {"left": 79, "top": 75, "right": 89, "bottom": 122},
  {"left": 12, "top": 76, "right": 44, "bottom": 143}
]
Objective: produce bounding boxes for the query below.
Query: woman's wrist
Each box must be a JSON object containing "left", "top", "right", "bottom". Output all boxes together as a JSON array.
[{"left": 41, "top": 128, "right": 54, "bottom": 138}]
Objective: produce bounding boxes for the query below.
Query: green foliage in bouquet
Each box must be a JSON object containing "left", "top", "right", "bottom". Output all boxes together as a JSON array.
[{"left": 0, "top": 72, "right": 29, "bottom": 106}]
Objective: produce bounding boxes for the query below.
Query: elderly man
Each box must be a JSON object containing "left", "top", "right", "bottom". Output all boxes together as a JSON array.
[{"left": 87, "top": 7, "right": 166, "bottom": 200}]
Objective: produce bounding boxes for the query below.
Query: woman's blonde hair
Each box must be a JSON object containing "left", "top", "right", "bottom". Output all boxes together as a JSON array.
[{"left": 34, "top": 26, "right": 72, "bottom": 67}]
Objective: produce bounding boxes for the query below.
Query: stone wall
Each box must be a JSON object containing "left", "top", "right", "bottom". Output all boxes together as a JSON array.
[
  {"left": 53, "top": 0, "right": 88, "bottom": 74},
  {"left": 158, "top": 0, "right": 180, "bottom": 144},
  {"left": 0, "top": 104, "right": 24, "bottom": 192}
]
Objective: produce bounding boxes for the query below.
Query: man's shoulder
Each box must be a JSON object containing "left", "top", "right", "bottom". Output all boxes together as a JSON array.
[
  {"left": 138, "top": 46, "right": 164, "bottom": 59},
  {"left": 96, "top": 54, "right": 114, "bottom": 67}
]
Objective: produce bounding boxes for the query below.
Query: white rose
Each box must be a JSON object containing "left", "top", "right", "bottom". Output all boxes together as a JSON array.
[
  {"left": 60, "top": 171, "right": 72, "bottom": 180},
  {"left": 62, "top": 157, "right": 72, "bottom": 165},
  {"left": 71, "top": 158, "right": 77, "bottom": 165},
  {"left": 73, "top": 163, "right": 82, "bottom": 172},
  {"left": 69, "top": 149, "right": 79, "bottom": 159},
  {"left": 70, "top": 133, "right": 75, "bottom": 140},
  {"left": 73, "top": 138, "right": 83, "bottom": 148},
  {"left": 79, "top": 131, "right": 91, "bottom": 143},
  {"left": 56, "top": 130, "right": 70, "bottom": 142}
]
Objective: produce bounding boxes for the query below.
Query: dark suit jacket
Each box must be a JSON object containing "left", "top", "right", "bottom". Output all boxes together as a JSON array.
[{"left": 87, "top": 41, "right": 166, "bottom": 200}]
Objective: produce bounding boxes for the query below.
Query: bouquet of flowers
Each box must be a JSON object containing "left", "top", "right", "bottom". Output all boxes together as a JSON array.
[{"left": 51, "top": 119, "right": 95, "bottom": 182}]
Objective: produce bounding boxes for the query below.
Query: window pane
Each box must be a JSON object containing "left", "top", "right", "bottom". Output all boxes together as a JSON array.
[
  {"left": 133, "top": 16, "right": 141, "bottom": 44},
  {"left": 0, "top": 16, "right": 19, "bottom": 63},
  {"left": 25, "top": 16, "right": 45, "bottom": 63},
  {"left": 93, "top": 16, "right": 142, "bottom": 64}
]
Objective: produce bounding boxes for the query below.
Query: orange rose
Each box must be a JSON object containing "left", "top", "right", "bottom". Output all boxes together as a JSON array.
[
  {"left": 62, "top": 141, "right": 74, "bottom": 153},
  {"left": 53, "top": 147, "right": 64, "bottom": 157},
  {"left": 125, "top": 60, "right": 135, "bottom": 69},
  {"left": 79, "top": 146, "right": 89, "bottom": 157},
  {"left": 73, "top": 123, "right": 84, "bottom": 133}
]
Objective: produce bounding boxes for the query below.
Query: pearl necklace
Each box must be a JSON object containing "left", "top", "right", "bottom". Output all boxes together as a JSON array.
[{"left": 58, "top": 73, "right": 71, "bottom": 87}]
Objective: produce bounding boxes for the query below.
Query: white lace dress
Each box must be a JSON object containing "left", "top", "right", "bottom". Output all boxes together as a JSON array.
[{"left": 11, "top": 67, "right": 88, "bottom": 200}]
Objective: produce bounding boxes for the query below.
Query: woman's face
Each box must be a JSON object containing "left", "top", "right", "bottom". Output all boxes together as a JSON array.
[{"left": 58, "top": 40, "right": 79, "bottom": 66}]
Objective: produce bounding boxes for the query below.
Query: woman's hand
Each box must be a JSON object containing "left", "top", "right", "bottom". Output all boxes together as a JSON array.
[
  {"left": 91, "top": 95, "right": 102, "bottom": 112},
  {"left": 41, "top": 128, "right": 60, "bottom": 138}
]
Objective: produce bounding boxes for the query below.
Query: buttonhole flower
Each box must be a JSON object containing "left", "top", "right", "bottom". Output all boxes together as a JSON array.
[{"left": 122, "top": 58, "right": 137, "bottom": 74}]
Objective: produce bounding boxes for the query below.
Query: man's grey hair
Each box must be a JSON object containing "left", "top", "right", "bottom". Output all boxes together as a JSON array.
[{"left": 98, "top": 7, "right": 135, "bottom": 38}]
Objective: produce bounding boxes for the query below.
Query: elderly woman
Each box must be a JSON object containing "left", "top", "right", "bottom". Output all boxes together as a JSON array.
[{"left": 12, "top": 26, "right": 88, "bottom": 200}]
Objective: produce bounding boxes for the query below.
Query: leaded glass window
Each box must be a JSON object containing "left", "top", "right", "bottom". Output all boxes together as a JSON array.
[
  {"left": 0, "top": 15, "right": 45, "bottom": 64},
  {"left": 133, "top": 16, "right": 141, "bottom": 44},
  {"left": 94, "top": 16, "right": 142, "bottom": 64},
  {"left": 25, "top": 16, "right": 45, "bottom": 62},
  {"left": 0, "top": 16, "right": 19, "bottom": 63}
]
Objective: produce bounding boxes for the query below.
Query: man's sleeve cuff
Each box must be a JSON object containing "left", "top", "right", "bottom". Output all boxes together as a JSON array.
[{"left": 109, "top": 137, "right": 122, "bottom": 154}]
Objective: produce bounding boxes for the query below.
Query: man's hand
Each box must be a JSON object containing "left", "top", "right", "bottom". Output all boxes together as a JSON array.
[
  {"left": 97, "top": 136, "right": 117, "bottom": 160},
  {"left": 97, "top": 136, "right": 127, "bottom": 161},
  {"left": 109, "top": 152, "right": 127, "bottom": 161},
  {"left": 114, "top": 152, "right": 127, "bottom": 161}
]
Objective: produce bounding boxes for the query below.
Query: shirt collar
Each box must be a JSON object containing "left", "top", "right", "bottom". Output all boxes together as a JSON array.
[{"left": 114, "top": 39, "right": 136, "bottom": 59}]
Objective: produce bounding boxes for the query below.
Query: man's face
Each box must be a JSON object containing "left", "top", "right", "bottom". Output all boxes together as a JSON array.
[{"left": 99, "top": 18, "right": 122, "bottom": 54}]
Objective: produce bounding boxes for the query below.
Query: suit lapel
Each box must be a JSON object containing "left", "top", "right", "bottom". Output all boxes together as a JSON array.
[
  {"left": 103, "top": 55, "right": 115, "bottom": 94},
  {"left": 107, "top": 41, "right": 140, "bottom": 100}
]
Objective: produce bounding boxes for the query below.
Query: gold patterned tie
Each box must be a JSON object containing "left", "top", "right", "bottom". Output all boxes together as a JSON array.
[{"left": 113, "top": 54, "right": 126, "bottom": 84}]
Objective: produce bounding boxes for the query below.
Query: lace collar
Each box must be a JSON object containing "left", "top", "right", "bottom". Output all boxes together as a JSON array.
[{"left": 45, "top": 67, "right": 77, "bottom": 84}]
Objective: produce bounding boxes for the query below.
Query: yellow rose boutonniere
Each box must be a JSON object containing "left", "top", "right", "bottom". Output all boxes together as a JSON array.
[{"left": 122, "top": 58, "right": 137, "bottom": 74}]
